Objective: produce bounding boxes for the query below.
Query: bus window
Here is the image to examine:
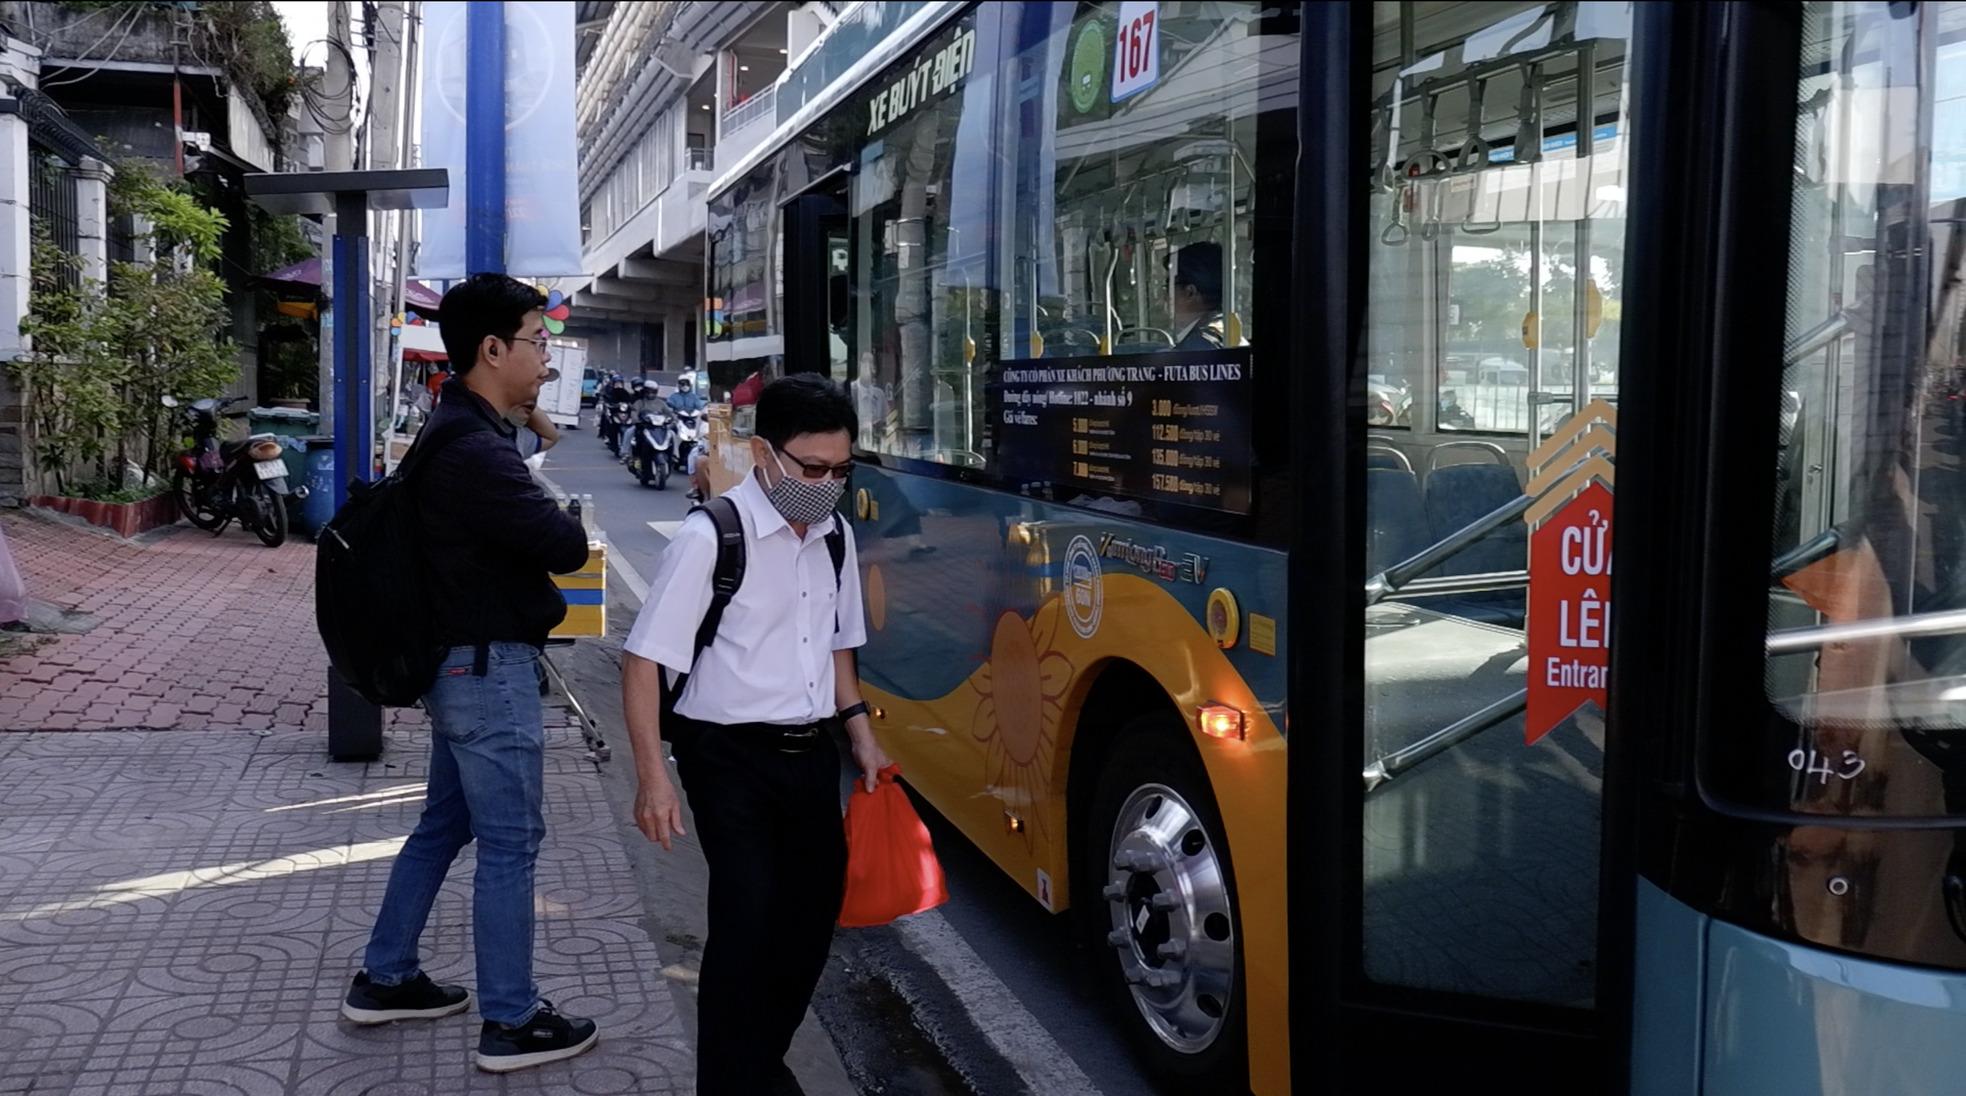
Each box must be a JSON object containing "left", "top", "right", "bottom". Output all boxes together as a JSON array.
[
  {"left": 1370, "top": 3, "right": 1627, "bottom": 437},
  {"left": 1756, "top": 1, "right": 1966, "bottom": 825},
  {"left": 1359, "top": 1, "right": 1632, "bottom": 1009},
  {"left": 847, "top": 13, "right": 993, "bottom": 466},
  {"left": 1000, "top": 2, "right": 1263, "bottom": 360}
]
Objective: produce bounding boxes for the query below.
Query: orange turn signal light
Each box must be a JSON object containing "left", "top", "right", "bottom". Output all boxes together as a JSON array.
[{"left": 1198, "top": 704, "right": 1244, "bottom": 740}]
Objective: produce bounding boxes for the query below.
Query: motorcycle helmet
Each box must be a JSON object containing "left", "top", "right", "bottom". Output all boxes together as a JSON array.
[{"left": 677, "top": 376, "right": 692, "bottom": 392}]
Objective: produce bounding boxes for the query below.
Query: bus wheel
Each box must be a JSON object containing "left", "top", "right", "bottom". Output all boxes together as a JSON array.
[{"left": 1084, "top": 714, "right": 1246, "bottom": 1091}]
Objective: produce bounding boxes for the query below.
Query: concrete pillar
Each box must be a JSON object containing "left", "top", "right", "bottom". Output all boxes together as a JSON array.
[
  {"left": 0, "top": 110, "right": 31, "bottom": 363},
  {"left": 130, "top": 215, "right": 155, "bottom": 265},
  {"left": 0, "top": 38, "right": 39, "bottom": 503},
  {"left": 665, "top": 309, "right": 686, "bottom": 375},
  {"left": 73, "top": 157, "right": 110, "bottom": 287}
]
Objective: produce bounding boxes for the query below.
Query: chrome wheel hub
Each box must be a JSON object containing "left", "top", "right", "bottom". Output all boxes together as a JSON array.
[{"left": 1101, "top": 782, "right": 1234, "bottom": 1054}]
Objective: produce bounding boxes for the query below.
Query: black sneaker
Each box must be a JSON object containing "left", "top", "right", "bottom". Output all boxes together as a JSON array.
[
  {"left": 474, "top": 1001, "right": 599, "bottom": 1073},
  {"left": 340, "top": 970, "right": 471, "bottom": 1024}
]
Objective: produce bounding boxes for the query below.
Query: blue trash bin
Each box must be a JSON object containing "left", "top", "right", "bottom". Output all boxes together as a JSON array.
[{"left": 301, "top": 437, "right": 336, "bottom": 536}]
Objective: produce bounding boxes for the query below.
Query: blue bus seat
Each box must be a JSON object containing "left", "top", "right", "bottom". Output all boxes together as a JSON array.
[
  {"left": 1366, "top": 468, "right": 1430, "bottom": 581},
  {"left": 1421, "top": 463, "right": 1527, "bottom": 626}
]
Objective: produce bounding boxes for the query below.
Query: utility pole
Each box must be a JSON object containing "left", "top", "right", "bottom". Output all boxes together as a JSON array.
[
  {"left": 316, "top": 0, "right": 356, "bottom": 437},
  {"left": 368, "top": 0, "right": 407, "bottom": 447}
]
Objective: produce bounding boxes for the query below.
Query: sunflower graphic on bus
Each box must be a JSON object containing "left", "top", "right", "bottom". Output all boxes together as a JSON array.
[{"left": 967, "top": 600, "right": 1077, "bottom": 851}]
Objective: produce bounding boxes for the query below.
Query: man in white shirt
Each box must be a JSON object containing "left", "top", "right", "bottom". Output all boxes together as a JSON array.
[{"left": 619, "top": 372, "right": 892, "bottom": 1096}]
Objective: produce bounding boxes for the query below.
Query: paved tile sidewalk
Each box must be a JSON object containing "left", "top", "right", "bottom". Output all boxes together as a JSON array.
[
  {"left": 0, "top": 511, "right": 695, "bottom": 1092},
  {"left": 0, "top": 723, "right": 690, "bottom": 1094},
  {"left": 0, "top": 510, "right": 347, "bottom": 733}
]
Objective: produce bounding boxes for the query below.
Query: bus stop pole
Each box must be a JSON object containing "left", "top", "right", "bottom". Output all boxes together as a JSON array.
[
  {"left": 328, "top": 192, "right": 379, "bottom": 759},
  {"left": 242, "top": 167, "right": 450, "bottom": 762},
  {"left": 466, "top": 2, "right": 506, "bottom": 274}
]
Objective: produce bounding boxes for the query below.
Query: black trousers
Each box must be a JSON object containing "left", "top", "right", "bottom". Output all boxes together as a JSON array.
[{"left": 671, "top": 715, "right": 847, "bottom": 1096}]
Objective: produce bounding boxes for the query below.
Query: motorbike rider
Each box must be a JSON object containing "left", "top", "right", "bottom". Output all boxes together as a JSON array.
[
  {"left": 597, "top": 372, "right": 636, "bottom": 453},
  {"left": 664, "top": 377, "right": 710, "bottom": 499},
  {"left": 665, "top": 376, "right": 707, "bottom": 417}
]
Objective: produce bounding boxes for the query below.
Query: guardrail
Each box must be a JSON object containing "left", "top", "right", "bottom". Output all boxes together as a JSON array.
[{"left": 722, "top": 85, "right": 777, "bottom": 138}]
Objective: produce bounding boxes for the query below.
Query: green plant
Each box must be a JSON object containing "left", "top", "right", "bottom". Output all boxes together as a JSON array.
[
  {"left": 7, "top": 165, "right": 238, "bottom": 494},
  {"left": 196, "top": 0, "right": 301, "bottom": 123},
  {"left": 12, "top": 239, "right": 119, "bottom": 494},
  {"left": 62, "top": 479, "right": 168, "bottom": 504},
  {"left": 260, "top": 330, "right": 317, "bottom": 402}
]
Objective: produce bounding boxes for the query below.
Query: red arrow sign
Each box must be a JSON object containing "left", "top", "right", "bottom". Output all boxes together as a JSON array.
[{"left": 1526, "top": 481, "right": 1613, "bottom": 744}]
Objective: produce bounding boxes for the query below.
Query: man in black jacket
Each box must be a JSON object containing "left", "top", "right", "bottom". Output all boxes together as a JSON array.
[{"left": 339, "top": 273, "right": 599, "bottom": 1074}]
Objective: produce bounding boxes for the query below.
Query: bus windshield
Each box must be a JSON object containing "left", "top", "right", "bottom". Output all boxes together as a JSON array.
[{"left": 1761, "top": 1, "right": 1966, "bottom": 817}]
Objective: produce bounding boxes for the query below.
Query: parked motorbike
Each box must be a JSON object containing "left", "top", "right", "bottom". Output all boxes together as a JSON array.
[
  {"left": 1366, "top": 378, "right": 1412, "bottom": 427},
  {"left": 166, "top": 394, "right": 305, "bottom": 547},
  {"left": 626, "top": 405, "right": 676, "bottom": 489}
]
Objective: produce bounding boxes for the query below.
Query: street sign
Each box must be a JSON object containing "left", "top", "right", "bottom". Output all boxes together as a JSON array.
[
  {"left": 1526, "top": 481, "right": 1612, "bottom": 743},
  {"left": 1522, "top": 398, "right": 1619, "bottom": 744}
]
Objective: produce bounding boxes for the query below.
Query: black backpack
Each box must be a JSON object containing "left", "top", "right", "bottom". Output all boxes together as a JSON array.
[
  {"left": 659, "top": 495, "right": 845, "bottom": 719},
  {"left": 316, "top": 416, "right": 483, "bottom": 706}
]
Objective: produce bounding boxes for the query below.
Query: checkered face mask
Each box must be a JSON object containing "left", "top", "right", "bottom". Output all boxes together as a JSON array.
[{"left": 765, "top": 448, "right": 846, "bottom": 525}]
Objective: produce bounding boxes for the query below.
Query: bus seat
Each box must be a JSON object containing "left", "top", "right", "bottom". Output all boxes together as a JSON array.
[
  {"left": 1367, "top": 448, "right": 1412, "bottom": 474},
  {"left": 1366, "top": 468, "right": 1430, "bottom": 580},
  {"left": 1422, "top": 463, "right": 1527, "bottom": 625}
]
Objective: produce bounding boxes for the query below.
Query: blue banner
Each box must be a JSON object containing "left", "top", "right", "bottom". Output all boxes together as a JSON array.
[{"left": 417, "top": 1, "right": 582, "bottom": 279}]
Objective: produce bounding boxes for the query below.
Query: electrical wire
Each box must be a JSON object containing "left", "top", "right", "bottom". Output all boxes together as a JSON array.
[
  {"left": 298, "top": 35, "right": 363, "bottom": 138},
  {"left": 36, "top": 2, "right": 152, "bottom": 92}
]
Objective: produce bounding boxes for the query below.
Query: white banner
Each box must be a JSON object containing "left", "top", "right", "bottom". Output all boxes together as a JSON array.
[{"left": 417, "top": 1, "right": 582, "bottom": 279}]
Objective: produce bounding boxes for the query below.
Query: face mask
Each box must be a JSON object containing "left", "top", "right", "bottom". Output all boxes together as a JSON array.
[{"left": 764, "top": 447, "right": 846, "bottom": 525}]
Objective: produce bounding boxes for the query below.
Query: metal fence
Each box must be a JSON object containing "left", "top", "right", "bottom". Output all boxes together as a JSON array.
[
  {"left": 28, "top": 143, "right": 80, "bottom": 291},
  {"left": 109, "top": 213, "right": 137, "bottom": 266}
]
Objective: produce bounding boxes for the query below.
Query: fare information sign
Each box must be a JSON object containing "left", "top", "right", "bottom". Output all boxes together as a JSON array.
[{"left": 987, "top": 348, "right": 1254, "bottom": 514}]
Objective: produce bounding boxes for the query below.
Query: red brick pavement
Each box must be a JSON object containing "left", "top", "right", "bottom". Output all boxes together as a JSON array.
[{"left": 0, "top": 508, "right": 429, "bottom": 733}]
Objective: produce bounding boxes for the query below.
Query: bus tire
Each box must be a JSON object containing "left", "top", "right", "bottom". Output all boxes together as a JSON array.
[{"left": 1082, "top": 713, "right": 1247, "bottom": 1092}]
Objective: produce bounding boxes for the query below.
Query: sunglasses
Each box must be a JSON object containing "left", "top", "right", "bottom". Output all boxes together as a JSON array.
[{"left": 775, "top": 445, "right": 853, "bottom": 481}]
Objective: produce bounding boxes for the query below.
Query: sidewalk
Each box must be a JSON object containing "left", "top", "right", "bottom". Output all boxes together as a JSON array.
[
  {"left": 0, "top": 509, "right": 330, "bottom": 732},
  {"left": 0, "top": 510, "right": 693, "bottom": 1094}
]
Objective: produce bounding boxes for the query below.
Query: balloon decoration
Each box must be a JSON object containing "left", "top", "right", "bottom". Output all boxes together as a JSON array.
[{"left": 541, "top": 288, "right": 572, "bottom": 335}]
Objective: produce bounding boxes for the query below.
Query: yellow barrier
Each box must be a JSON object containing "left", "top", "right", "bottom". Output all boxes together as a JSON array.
[{"left": 549, "top": 540, "right": 607, "bottom": 638}]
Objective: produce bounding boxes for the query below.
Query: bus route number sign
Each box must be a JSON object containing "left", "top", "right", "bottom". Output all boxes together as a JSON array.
[
  {"left": 1526, "top": 482, "right": 1612, "bottom": 745},
  {"left": 1112, "top": 0, "right": 1160, "bottom": 102}
]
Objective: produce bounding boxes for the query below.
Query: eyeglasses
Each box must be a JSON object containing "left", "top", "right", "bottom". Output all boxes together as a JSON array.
[
  {"left": 506, "top": 335, "right": 552, "bottom": 355},
  {"left": 775, "top": 445, "right": 853, "bottom": 481}
]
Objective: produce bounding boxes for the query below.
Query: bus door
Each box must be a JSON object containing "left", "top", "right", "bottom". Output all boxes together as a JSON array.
[
  {"left": 783, "top": 174, "right": 853, "bottom": 384},
  {"left": 1296, "top": 2, "right": 1635, "bottom": 1088}
]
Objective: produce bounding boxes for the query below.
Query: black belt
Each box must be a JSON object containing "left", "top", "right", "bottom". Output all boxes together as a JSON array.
[{"left": 684, "top": 717, "right": 828, "bottom": 754}]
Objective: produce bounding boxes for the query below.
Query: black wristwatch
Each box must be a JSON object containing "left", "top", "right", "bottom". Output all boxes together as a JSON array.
[{"left": 838, "top": 701, "right": 871, "bottom": 722}]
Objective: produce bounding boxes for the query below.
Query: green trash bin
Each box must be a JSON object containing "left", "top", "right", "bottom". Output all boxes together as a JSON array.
[{"left": 248, "top": 406, "right": 319, "bottom": 440}]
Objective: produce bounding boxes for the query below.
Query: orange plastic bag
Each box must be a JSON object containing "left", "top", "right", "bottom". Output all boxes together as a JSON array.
[{"left": 839, "top": 765, "right": 949, "bottom": 927}]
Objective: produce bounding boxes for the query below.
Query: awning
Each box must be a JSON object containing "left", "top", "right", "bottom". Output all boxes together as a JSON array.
[
  {"left": 257, "top": 257, "right": 445, "bottom": 313},
  {"left": 400, "top": 322, "right": 447, "bottom": 363}
]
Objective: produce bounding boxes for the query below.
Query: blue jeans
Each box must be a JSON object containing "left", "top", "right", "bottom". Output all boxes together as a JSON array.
[{"left": 363, "top": 642, "right": 546, "bottom": 1025}]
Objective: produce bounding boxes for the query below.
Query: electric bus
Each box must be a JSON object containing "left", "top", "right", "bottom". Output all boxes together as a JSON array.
[{"left": 691, "top": 2, "right": 1966, "bottom": 1091}]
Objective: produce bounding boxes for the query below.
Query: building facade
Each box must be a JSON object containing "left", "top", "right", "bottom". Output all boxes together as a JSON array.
[{"left": 570, "top": 0, "right": 852, "bottom": 383}]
